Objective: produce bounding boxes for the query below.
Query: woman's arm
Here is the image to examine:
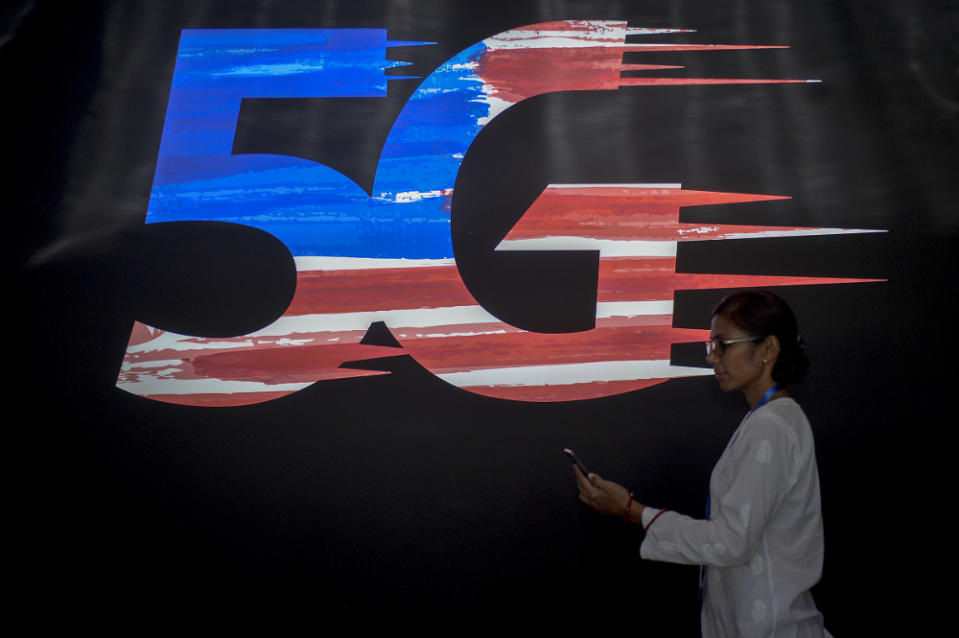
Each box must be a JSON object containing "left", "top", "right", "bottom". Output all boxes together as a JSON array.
[{"left": 641, "top": 413, "right": 799, "bottom": 567}]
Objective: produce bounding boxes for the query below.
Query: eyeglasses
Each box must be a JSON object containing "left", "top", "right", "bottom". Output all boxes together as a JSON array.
[{"left": 705, "top": 336, "right": 763, "bottom": 358}]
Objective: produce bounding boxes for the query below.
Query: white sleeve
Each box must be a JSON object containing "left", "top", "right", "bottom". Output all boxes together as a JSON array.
[
  {"left": 640, "top": 411, "right": 798, "bottom": 567},
  {"left": 641, "top": 506, "right": 663, "bottom": 528}
]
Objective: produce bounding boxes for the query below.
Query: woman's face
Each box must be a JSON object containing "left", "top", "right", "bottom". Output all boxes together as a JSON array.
[{"left": 706, "top": 313, "right": 769, "bottom": 396}]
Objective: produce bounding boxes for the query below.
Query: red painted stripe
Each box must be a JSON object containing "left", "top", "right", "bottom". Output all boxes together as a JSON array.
[
  {"left": 597, "top": 258, "right": 677, "bottom": 301},
  {"left": 191, "top": 343, "right": 395, "bottom": 383},
  {"left": 476, "top": 46, "right": 625, "bottom": 101},
  {"left": 597, "top": 261, "right": 882, "bottom": 301},
  {"left": 503, "top": 187, "right": 788, "bottom": 241},
  {"left": 127, "top": 321, "right": 159, "bottom": 347},
  {"left": 397, "top": 324, "right": 710, "bottom": 374},
  {"left": 120, "top": 329, "right": 396, "bottom": 387},
  {"left": 143, "top": 391, "right": 304, "bottom": 407},
  {"left": 287, "top": 265, "right": 476, "bottom": 314},
  {"left": 601, "top": 262, "right": 683, "bottom": 300}
]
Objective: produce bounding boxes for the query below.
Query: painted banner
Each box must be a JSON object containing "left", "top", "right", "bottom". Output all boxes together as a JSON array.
[{"left": 117, "top": 21, "right": 882, "bottom": 405}]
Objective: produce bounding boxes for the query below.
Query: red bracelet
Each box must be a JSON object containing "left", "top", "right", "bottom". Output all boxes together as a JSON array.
[
  {"left": 623, "top": 492, "right": 634, "bottom": 522},
  {"left": 644, "top": 508, "right": 668, "bottom": 533}
]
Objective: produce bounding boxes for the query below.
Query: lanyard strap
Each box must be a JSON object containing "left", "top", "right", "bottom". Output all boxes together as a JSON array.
[{"left": 751, "top": 383, "right": 781, "bottom": 414}]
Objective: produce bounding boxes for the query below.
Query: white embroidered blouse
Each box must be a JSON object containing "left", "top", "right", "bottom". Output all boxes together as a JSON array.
[{"left": 640, "top": 398, "right": 830, "bottom": 638}]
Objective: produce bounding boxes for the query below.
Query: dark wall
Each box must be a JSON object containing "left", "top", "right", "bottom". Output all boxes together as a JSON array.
[{"left": 9, "top": 0, "right": 955, "bottom": 631}]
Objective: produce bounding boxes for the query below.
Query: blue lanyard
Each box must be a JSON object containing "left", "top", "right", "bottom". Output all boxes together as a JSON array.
[{"left": 751, "top": 383, "right": 782, "bottom": 414}]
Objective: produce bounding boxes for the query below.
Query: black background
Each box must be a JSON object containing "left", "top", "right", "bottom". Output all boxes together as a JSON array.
[{"left": 8, "top": 0, "right": 956, "bottom": 631}]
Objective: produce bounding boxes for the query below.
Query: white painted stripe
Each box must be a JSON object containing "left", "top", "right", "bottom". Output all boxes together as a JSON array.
[
  {"left": 709, "top": 228, "right": 886, "bottom": 240},
  {"left": 398, "top": 329, "right": 509, "bottom": 339},
  {"left": 485, "top": 27, "right": 629, "bottom": 50},
  {"left": 121, "top": 358, "right": 183, "bottom": 371},
  {"left": 293, "top": 256, "right": 456, "bottom": 271},
  {"left": 625, "top": 28, "right": 693, "bottom": 35},
  {"left": 438, "top": 359, "right": 712, "bottom": 387},
  {"left": 126, "top": 300, "right": 676, "bottom": 354},
  {"left": 496, "top": 237, "right": 678, "bottom": 257},
  {"left": 475, "top": 92, "right": 513, "bottom": 126},
  {"left": 118, "top": 377, "right": 312, "bottom": 396},
  {"left": 126, "top": 332, "right": 258, "bottom": 354},
  {"left": 373, "top": 188, "right": 452, "bottom": 203},
  {"left": 596, "top": 300, "right": 673, "bottom": 318},
  {"left": 485, "top": 36, "right": 625, "bottom": 50},
  {"left": 393, "top": 302, "right": 673, "bottom": 338},
  {"left": 255, "top": 305, "right": 501, "bottom": 334}
]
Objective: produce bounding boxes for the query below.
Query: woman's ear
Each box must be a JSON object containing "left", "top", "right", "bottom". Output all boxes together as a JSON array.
[{"left": 761, "top": 335, "right": 781, "bottom": 363}]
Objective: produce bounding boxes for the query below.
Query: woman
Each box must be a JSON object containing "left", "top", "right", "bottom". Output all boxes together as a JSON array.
[{"left": 575, "top": 290, "right": 830, "bottom": 638}]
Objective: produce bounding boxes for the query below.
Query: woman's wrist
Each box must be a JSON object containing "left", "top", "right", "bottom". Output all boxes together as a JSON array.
[
  {"left": 631, "top": 502, "right": 646, "bottom": 524},
  {"left": 622, "top": 494, "right": 645, "bottom": 524}
]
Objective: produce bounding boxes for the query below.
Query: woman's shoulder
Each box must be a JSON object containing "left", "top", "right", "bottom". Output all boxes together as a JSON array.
[
  {"left": 763, "top": 395, "right": 804, "bottom": 415},
  {"left": 746, "top": 397, "right": 810, "bottom": 440}
]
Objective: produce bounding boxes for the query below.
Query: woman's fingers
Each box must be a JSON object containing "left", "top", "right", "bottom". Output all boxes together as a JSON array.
[
  {"left": 573, "top": 464, "right": 631, "bottom": 518},
  {"left": 574, "top": 467, "right": 599, "bottom": 503}
]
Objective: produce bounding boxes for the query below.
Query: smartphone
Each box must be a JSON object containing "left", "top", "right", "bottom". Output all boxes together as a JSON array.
[{"left": 563, "top": 448, "right": 590, "bottom": 477}]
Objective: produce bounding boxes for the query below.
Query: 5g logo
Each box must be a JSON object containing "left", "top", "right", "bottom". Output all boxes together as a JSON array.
[{"left": 119, "top": 20, "right": 877, "bottom": 406}]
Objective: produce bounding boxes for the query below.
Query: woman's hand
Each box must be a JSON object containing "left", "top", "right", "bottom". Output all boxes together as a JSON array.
[{"left": 574, "top": 465, "right": 638, "bottom": 519}]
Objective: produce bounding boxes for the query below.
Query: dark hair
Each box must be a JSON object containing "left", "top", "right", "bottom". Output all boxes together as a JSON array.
[{"left": 712, "top": 290, "right": 809, "bottom": 385}]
